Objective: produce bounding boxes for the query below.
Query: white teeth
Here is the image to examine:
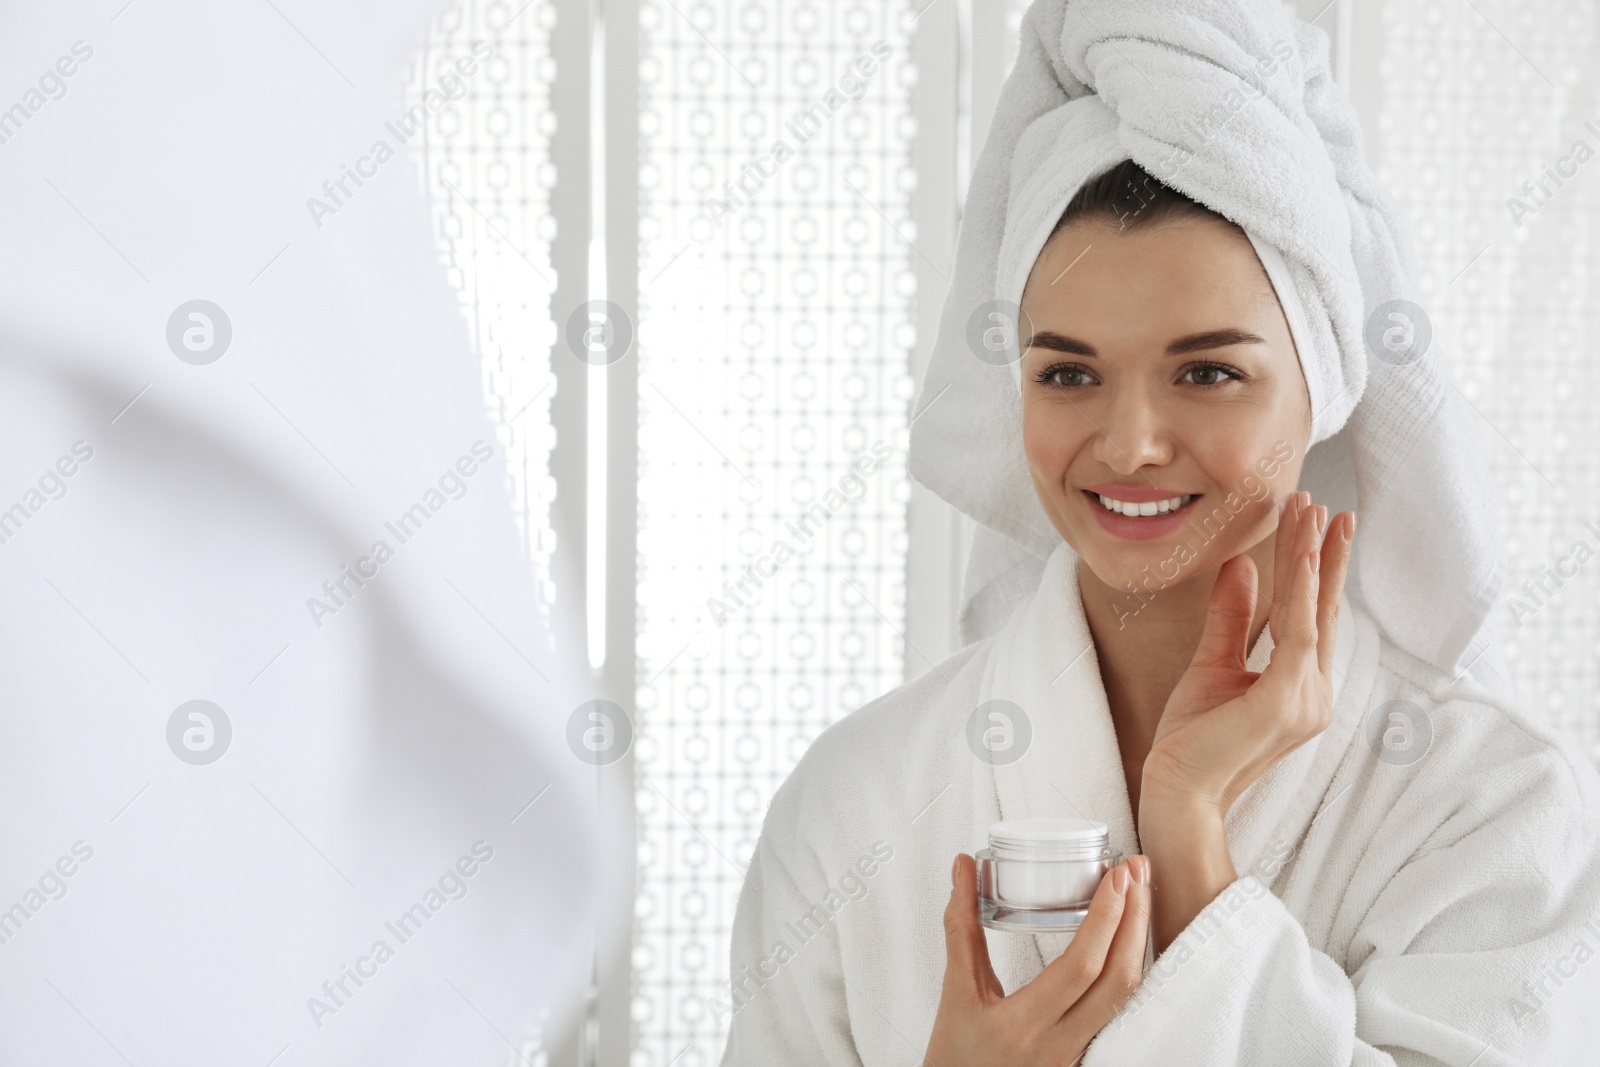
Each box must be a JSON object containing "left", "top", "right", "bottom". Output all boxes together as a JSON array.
[{"left": 1095, "top": 493, "right": 1196, "bottom": 517}]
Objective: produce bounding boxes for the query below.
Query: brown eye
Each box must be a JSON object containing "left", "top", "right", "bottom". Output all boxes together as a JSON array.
[
  {"left": 1034, "top": 362, "right": 1095, "bottom": 388},
  {"left": 1182, "top": 361, "right": 1245, "bottom": 387}
]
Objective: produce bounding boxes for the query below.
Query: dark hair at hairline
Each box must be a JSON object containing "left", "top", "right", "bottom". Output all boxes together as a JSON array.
[
  {"left": 1047, "top": 158, "right": 1273, "bottom": 302},
  {"left": 1050, "top": 158, "right": 1241, "bottom": 240}
]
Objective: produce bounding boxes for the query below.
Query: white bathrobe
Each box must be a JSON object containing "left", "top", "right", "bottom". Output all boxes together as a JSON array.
[{"left": 719, "top": 543, "right": 1600, "bottom": 1065}]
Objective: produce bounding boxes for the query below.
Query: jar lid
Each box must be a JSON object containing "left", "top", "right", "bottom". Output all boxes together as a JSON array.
[{"left": 989, "top": 818, "right": 1108, "bottom": 850}]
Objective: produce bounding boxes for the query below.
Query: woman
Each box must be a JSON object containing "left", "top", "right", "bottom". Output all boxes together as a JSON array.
[{"left": 719, "top": 2, "right": 1600, "bottom": 1064}]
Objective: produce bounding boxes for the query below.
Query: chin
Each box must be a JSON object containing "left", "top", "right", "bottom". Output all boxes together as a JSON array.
[
  {"left": 1076, "top": 540, "right": 1197, "bottom": 596},
  {"left": 1065, "top": 508, "right": 1259, "bottom": 612}
]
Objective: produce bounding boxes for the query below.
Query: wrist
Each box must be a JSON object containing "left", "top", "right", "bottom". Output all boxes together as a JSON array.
[
  {"left": 1137, "top": 799, "right": 1226, "bottom": 863},
  {"left": 1132, "top": 800, "right": 1237, "bottom": 955},
  {"left": 1138, "top": 772, "right": 1225, "bottom": 826}
]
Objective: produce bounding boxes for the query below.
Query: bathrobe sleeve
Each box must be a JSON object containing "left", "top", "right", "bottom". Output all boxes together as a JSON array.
[
  {"left": 1082, "top": 759, "right": 1600, "bottom": 1065},
  {"left": 718, "top": 812, "right": 864, "bottom": 1066}
]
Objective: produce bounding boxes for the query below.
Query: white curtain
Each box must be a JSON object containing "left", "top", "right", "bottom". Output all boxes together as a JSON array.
[
  {"left": 1376, "top": 0, "right": 1600, "bottom": 763},
  {"left": 631, "top": 4, "right": 917, "bottom": 1065}
]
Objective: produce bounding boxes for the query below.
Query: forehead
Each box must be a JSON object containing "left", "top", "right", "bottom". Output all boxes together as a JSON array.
[{"left": 1020, "top": 219, "right": 1280, "bottom": 342}]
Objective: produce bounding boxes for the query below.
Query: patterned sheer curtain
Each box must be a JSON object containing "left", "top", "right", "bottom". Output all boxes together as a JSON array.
[
  {"left": 1376, "top": 0, "right": 1600, "bottom": 763},
  {"left": 409, "top": 0, "right": 560, "bottom": 613},
  {"left": 633, "top": 3, "right": 916, "bottom": 1063},
  {"left": 401, "top": 0, "right": 919, "bottom": 1061}
]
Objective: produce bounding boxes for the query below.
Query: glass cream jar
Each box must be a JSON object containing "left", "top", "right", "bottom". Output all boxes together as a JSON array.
[{"left": 976, "top": 818, "right": 1123, "bottom": 933}]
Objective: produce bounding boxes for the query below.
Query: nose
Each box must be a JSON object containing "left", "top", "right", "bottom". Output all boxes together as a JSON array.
[{"left": 1091, "top": 386, "right": 1173, "bottom": 474}]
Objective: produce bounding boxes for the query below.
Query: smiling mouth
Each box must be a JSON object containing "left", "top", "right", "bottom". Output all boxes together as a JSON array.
[{"left": 1082, "top": 491, "right": 1201, "bottom": 518}]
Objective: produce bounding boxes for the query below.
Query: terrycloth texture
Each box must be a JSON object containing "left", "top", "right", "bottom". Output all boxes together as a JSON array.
[
  {"left": 720, "top": 543, "right": 1600, "bottom": 1065},
  {"left": 907, "top": 0, "right": 1513, "bottom": 698}
]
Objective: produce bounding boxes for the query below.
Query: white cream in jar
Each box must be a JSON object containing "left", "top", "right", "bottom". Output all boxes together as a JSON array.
[{"left": 976, "top": 818, "right": 1122, "bottom": 933}]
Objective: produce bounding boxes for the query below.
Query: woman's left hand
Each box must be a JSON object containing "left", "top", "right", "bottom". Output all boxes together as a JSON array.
[{"left": 1142, "top": 492, "right": 1355, "bottom": 821}]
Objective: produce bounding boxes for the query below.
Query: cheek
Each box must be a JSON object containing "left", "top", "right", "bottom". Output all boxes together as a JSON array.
[
  {"left": 1190, "top": 438, "right": 1302, "bottom": 550},
  {"left": 1219, "top": 496, "right": 1280, "bottom": 546},
  {"left": 1022, "top": 401, "right": 1093, "bottom": 473},
  {"left": 1193, "top": 419, "right": 1295, "bottom": 492}
]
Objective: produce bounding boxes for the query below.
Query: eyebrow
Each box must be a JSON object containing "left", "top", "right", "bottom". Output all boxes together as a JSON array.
[{"left": 1022, "top": 327, "right": 1268, "bottom": 358}]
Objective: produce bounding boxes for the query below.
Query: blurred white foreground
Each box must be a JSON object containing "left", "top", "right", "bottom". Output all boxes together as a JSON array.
[{"left": 0, "top": 1, "right": 617, "bottom": 1062}]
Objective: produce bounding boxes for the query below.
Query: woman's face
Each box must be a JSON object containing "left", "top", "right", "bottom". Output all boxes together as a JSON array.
[{"left": 1018, "top": 216, "right": 1312, "bottom": 603}]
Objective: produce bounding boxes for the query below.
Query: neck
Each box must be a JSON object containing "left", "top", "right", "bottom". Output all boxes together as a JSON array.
[{"left": 1077, "top": 538, "right": 1275, "bottom": 809}]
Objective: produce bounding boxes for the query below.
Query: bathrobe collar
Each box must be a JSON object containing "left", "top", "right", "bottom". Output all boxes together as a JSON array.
[{"left": 971, "top": 540, "right": 1362, "bottom": 970}]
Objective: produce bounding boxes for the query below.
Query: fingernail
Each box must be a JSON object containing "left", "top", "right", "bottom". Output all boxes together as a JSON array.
[
  {"left": 1348, "top": 512, "right": 1358, "bottom": 538},
  {"left": 1112, "top": 863, "right": 1130, "bottom": 893},
  {"left": 951, "top": 854, "right": 960, "bottom": 887},
  {"left": 1316, "top": 506, "right": 1327, "bottom": 536},
  {"left": 1134, "top": 855, "right": 1151, "bottom": 886}
]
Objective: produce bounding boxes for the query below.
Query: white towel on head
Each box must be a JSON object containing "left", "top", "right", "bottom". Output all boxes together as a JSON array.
[{"left": 909, "top": 0, "right": 1512, "bottom": 698}]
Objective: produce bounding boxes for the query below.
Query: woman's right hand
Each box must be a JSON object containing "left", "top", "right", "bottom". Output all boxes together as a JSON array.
[{"left": 923, "top": 853, "right": 1152, "bottom": 1067}]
